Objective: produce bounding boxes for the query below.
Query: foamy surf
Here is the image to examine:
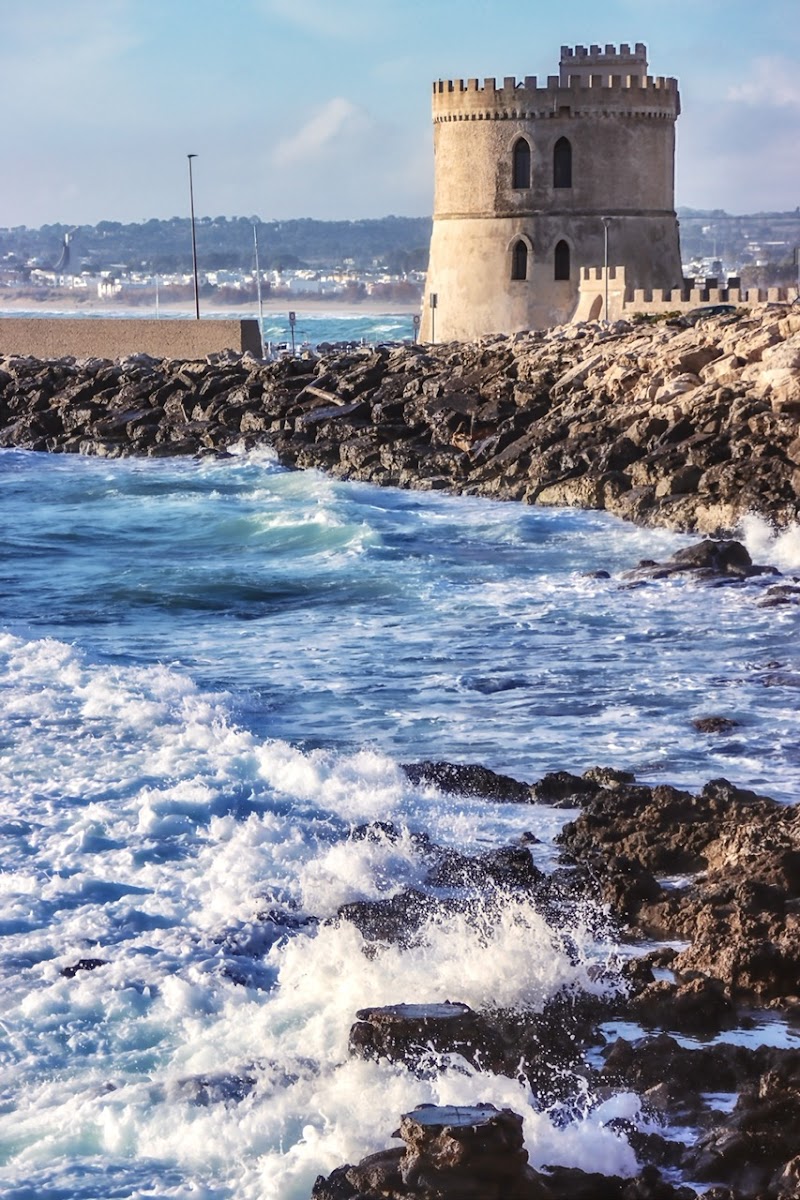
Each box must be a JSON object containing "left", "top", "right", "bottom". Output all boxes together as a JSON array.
[{"left": 1, "top": 447, "right": 799, "bottom": 1196}]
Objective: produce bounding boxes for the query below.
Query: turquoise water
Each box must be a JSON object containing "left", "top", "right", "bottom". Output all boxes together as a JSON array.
[
  {"left": 0, "top": 307, "right": 417, "bottom": 353},
  {"left": 0, "top": 443, "right": 798, "bottom": 1198}
]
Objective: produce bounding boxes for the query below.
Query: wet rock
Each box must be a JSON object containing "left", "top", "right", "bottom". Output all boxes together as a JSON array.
[
  {"left": 629, "top": 976, "right": 736, "bottom": 1036},
  {"left": 312, "top": 1103, "right": 555, "bottom": 1200},
  {"left": 425, "top": 844, "right": 543, "bottom": 890},
  {"left": 60, "top": 957, "right": 108, "bottom": 978},
  {"left": 401, "top": 760, "right": 532, "bottom": 803},
  {"left": 692, "top": 716, "right": 741, "bottom": 734},
  {"left": 337, "top": 887, "right": 438, "bottom": 945},
  {"left": 623, "top": 539, "right": 776, "bottom": 582},
  {"left": 348, "top": 1002, "right": 490, "bottom": 1069},
  {"left": 530, "top": 771, "right": 600, "bottom": 807}
]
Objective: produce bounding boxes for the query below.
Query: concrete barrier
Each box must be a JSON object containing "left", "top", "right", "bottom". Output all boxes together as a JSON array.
[{"left": 0, "top": 317, "right": 263, "bottom": 360}]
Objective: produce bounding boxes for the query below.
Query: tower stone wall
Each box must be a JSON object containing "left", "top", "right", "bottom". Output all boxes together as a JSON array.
[{"left": 421, "top": 44, "right": 683, "bottom": 341}]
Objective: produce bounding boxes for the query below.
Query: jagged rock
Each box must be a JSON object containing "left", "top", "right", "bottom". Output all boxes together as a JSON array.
[
  {"left": 401, "top": 760, "right": 532, "bottom": 803},
  {"left": 692, "top": 716, "right": 740, "bottom": 733},
  {"left": 60, "top": 957, "right": 108, "bottom": 978},
  {"left": 530, "top": 771, "right": 600, "bottom": 807},
  {"left": 348, "top": 1002, "right": 489, "bottom": 1068}
]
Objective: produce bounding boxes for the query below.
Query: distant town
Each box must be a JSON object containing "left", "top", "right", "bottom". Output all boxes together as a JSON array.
[{"left": 0, "top": 210, "right": 798, "bottom": 310}]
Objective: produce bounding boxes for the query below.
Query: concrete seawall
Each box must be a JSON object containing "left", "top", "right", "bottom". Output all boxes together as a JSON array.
[{"left": 0, "top": 317, "right": 262, "bottom": 360}]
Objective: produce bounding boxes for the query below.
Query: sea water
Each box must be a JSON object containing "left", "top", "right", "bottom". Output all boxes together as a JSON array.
[
  {"left": 1, "top": 443, "right": 799, "bottom": 1199},
  {"left": 0, "top": 306, "right": 417, "bottom": 356}
]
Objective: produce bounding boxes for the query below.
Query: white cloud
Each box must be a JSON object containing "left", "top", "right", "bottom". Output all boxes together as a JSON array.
[
  {"left": 271, "top": 98, "right": 368, "bottom": 167},
  {"left": 727, "top": 56, "right": 800, "bottom": 108}
]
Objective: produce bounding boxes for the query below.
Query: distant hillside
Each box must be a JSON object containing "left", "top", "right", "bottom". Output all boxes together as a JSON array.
[
  {"left": 676, "top": 208, "right": 800, "bottom": 269},
  {"left": 0, "top": 216, "right": 433, "bottom": 276},
  {"left": 1, "top": 209, "right": 798, "bottom": 280}
]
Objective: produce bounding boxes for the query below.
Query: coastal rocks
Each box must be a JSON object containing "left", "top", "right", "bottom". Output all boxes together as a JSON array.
[
  {"left": 1, "top": 304, "right": 799, "bottom": 534},
  {"left": 312, "top": 1104, "right": 698, "bottom": 1200},
  {"left": 622, "top": 538, "right": 776, "bottom": 582},
  {"left": 315, "top": 760, "right": 800, "bottom": 1199},
  {"left": 557, "top": 774, "right": 800, "bottom": 1001},
  {"left": 348, "top": 1002, "right": 489, "bottom": 1069},
  {"left": 401, "top": 760, "right": 532, "bottom": 802},
  {"left": 313, "top": 1103, "right": 554, "bottom": 1200}
]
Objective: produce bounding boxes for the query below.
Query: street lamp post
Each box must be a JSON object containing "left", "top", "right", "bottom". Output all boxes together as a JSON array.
[
  {"left": 187, "top": 154, "right": 200, "bottom": 320},
  {"left": 602, "top": 217, "right": 610, "bottom": 321}
]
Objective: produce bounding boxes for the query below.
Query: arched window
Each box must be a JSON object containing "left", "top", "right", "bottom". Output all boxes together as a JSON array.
[
  {"left": 554, "top": 240, "right": 570, "bottom": 280},
  {"left": 553, "top": 137, "right": 572, "bottom": 188},
  {"left": 511, "top": 240, "right": 528, "bottom": 281},
  {"left": 512, "top": 138, "right": 531, "bottom": 189}
]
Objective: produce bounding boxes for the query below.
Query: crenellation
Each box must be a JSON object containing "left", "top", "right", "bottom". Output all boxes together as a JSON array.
[{"left": 432, "top": 74, "right": 679, "bottom": 121}]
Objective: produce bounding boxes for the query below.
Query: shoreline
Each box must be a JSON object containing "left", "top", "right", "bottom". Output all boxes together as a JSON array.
[{"left": 0, "top": 303, "right": 798, "bottom": 535}]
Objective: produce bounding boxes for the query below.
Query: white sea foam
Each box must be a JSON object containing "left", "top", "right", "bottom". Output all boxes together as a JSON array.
[
  {"left": 740, "top": 512, "right": 800, "bottom": 572},
  {"left": 0, "top": 628, "right": 632, "bottom": 1197}
]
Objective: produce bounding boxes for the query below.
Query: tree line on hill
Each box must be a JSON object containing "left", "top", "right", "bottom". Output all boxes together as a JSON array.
[
  {"left": 0, "top": 216, "right": 433, "bottom": 277},
  {"left": 1, "top": 209, "right": 798, "bottom": 284}
]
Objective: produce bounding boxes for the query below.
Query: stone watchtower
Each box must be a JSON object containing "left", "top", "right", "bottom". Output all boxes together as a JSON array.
[{"left": 420, "top": 43, "right": 683, "bottom": 341}]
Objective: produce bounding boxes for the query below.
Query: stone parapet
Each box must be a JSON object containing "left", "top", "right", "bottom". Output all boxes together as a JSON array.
[
  {"left": 0, "top": 317, "right": 263, "bottom": 361},
  {"left": 574, "top": 266, "right": 800, "bottom": 321},
  {"left": 432, "top": 72, "right": 679, "bottom": 123}
]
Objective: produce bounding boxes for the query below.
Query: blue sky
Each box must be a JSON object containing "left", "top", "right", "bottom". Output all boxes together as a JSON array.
[{"left": 2, "top": 0, "right": 799, "bottom": 226}]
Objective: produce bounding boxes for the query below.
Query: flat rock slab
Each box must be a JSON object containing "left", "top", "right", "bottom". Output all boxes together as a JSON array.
[{"left": 401, "top": 1102, "right": 507, "bottom": 1129}]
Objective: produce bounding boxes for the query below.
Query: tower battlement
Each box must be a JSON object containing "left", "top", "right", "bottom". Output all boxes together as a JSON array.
[
  {"left": 560, "top": 42, "right": 647, "bottom": 84},
  {"left": 432, "top": 69, "right": 679, "bottom": 122}
]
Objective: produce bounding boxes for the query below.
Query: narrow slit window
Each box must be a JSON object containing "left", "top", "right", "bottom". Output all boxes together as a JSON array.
[
  {"left": 554, "top": 240, "right": 570, "bottom": 280},
  {"left": 511, "top": 240, "right": 528, "bottom": 280},
  {"left": 512, "top": 138, "right": 531, "bottom": 189},
  {"left": 553, "top": 137, "right": 572, "bottom": 188}
]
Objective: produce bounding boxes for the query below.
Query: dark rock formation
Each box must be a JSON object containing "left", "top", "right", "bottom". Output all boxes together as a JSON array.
[
  {"left": 402, "top": 760, "right": 532, "bottom": 803},
  {"left": 312, "top": 1104, "right": 554, "bottom": 1200},
  {"left": 60, "top": 957, "right": 108, "bottom": 977},
  {"left": 312, "top": 1104, "right": 699, "bottom": 1200},
  {"left": 622, "top": 539, "right": 777, "bottom": 582}
]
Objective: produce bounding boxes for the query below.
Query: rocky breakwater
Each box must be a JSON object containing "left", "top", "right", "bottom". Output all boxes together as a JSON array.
[
  {"left": 1, "top": 303, "right": 799, "bottom": 533},
  {"left": 311, "top": 753, "right": 800, "bottom": 1200}
]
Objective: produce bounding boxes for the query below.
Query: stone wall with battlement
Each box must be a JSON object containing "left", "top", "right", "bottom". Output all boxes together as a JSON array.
[{"left": 573, "top": 265, "right": 800, "bottom": 322}]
